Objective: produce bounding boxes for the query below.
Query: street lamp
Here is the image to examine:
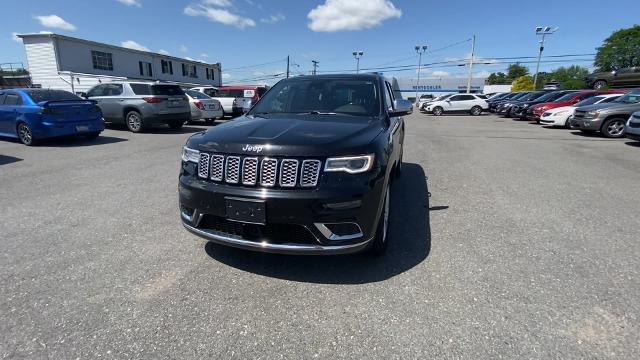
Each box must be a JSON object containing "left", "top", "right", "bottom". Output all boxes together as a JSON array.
[
  {"left": 352, "top": 51, "right": 364, "bottom": 73},
  {"left": 533, "top": 26, "right": 558, "bottom": 89},
  {"left": 414, "top": 45, "right": 428, "bottom": 104}
]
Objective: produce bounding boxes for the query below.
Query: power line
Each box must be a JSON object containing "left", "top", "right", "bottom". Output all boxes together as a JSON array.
[{"left": 223, "top": 58, "right": 286, "bottom": 71}]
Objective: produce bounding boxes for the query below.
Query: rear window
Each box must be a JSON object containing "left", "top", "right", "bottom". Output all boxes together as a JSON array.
[
  {"left": 152, "top": 85, "right": 185, "bottom": 96},
  {"left": 185, "top": 90, "right": 210, "bottom": 99},
  {"left": 217, "top": 89, "right": 245, "bottom": 97},
  {"left": 26, "top": 90, "right": 80, "bottom": 102},
  {"left": 130, "top": 84, "right": 151, "bottom": 95}
]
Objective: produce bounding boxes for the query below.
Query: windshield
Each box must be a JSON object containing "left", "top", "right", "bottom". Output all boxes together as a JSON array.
[
  {"left": 26, "top": 90, "right": 80, "bottom": 102},
  {"left": 555, "top": 93, "right": 580, "bottom": 102},
  {"left": 434, "top": 94, "right": 453, "bottom": 102},
  {"left": 151, "top": 85, "right": 185, "bottom": 96},
  {"left": 511, "top": 93, "right": 530, "bottom": 100},
  {"left": 613, "top": 93, "right": 640, "bottom": 104},
  {"left": 217, "top": 89, "right": 245, "bottom": 97},
  {"left": 185, "top": 90, "right": 210, "bottom": 99},
  {"left": 575, "top": 96, "right": 606, "bottom": 107},
  {"left": 520, "top": 92, "right": 545, "bottom": 101},
  {"left": 249, "top": 78, "right": 380, "bottom": 117}
]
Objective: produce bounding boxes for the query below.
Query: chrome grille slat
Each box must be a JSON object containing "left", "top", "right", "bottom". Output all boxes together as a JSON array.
[
  {"left": 301, "top": 160, "right": 321, "bottom": 187},
  {"left": 225, "top": 156, "right": 240, "bottom": 184},
  {"left": 260, "top": 158, "right": 278, "bottom": 187},
  {"left": 279, "top": 159, "right": 299, "bottom": 187},
  {"left": 198, "top": 153, "right": 210, "bottom": 178},
  {"left": 242, "top": 157, "right": 259, "bottom": 185},
  {"left": 210, "top": 155, "right": 224, "bottom": 181}
]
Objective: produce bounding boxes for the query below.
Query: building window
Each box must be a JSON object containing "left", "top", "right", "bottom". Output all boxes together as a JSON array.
[
  {"left": 205, "top": 68, "right": 215, "bottom": 80},
  {"left": 161, "top": 60, "right": 173, "bottom": 75},
  {"left": 182, "top": 63, "right": 197, "bottom": 78},
  {"left": 139, "top": 61, "right": 152, "bottom": 77},
  {"left": 91, "top": 50, "right": 113, "bottom": 71}
]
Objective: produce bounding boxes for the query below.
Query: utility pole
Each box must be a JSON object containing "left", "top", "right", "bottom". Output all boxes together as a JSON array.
[
  {"left": 311, "top": 60, "right": 319, "bottom": 75},
  {"left": 414, "top": 45, "right": 427, "bottom": 104},
  {"left": 533, "top": 26, "right": 557, "bottom": 89},
  {"left": 352, "top": 51, "right": 364, "bottom": 73},
  {"left": 286, "top": 55, "right": 290, "bottom": 78},
  {"left": 466, "top": 35, "right": 475, "bottom": 93}
]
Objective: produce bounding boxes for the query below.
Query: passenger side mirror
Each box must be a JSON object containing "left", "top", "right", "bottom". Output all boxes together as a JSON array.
[
  {"left": 80, "top": 92, "right": 88, "bottom": 98},
  {"left": 389, "top": 99, "right": 413, "bottom": 117}
]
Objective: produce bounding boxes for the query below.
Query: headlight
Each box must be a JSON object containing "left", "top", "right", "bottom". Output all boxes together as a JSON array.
[
  {"left": 182, "top": 146, "right": 200, "bottom": 163},
  {"left": 325, "top": 154, "right": 374, "bottom": 174},
  {"left": 586, "top": 110, "right": 600, "bottom": 118},
  {"left": 554, "top": 110, "right": 568, "bottom": 116}
]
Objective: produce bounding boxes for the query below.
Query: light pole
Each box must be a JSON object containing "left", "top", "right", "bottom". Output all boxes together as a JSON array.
[
  {"left": 311, "top": 60, "right": 319, "bottom": 75},
  {"left": 352, "top": 51, "right": 364, "bottom": 73},
  {"left": 414, "top": 45, "right": 427, "bottom": 104},
  {"left": 458, "top": 59, "right": 493, "bottom": 93},
  {"left": 533, "top": 26, "right": 558, "bottom": 89},
  {"left": 466, "top": 35, "right": 476, "bottom": 93}
]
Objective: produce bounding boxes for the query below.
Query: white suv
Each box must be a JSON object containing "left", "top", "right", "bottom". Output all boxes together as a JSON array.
[{"left": 425, "top": 94, "right": 488, "bottom": 116}]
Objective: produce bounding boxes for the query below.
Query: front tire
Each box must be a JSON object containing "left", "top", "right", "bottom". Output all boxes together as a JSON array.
[
  {"left": 601, "top": 118, "right": 626, "bottom": 138},
  {"left": 432, "top": 106, "right": 444, "bottom": 116},
  {"left": 17, "top": 122, "right": 37, "bottom": 146},
  {"left": 470, "top": 106, "right": 482, "bottom": 116},
  {"left": 125, "top": 111, "right": 145, "bottom": 133},
  {"left": 592, "top": 80, "right": 607, "bottom": 90},
  {"left": 370, "top": 185, "right": 390, "bottom": 256}
]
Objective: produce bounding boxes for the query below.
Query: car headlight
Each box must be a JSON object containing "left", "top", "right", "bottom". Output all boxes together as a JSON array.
[
  {"left": 586, "top": 110, "right": 600, "bottom": 118},
  {"left": 325, "top": 155, "right": 374, "bottom": 174},
  {"left": 553, "top": 110, "right": 568, "bottom": 116},
  {"left": 182, "top": 146, "right": 200, "bottom": 163}
]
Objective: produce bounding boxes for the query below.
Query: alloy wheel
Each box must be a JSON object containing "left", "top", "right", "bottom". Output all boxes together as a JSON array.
[
  {"left": 606, "top": 120, "right": 625, "bottom": 137},
  {"left": 127, "top": 113, "right": 142, "bottom": 132},
  {"left": 18, "top": 123, "right": 33, "bottom": 145}
]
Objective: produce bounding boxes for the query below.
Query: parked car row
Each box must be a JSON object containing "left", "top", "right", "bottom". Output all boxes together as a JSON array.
[
  {"left": 0, "top": 82, "right": 270, "bottom": 145},
  {"left": 488, "top": 88, "right": 640, "bottom": 139}
]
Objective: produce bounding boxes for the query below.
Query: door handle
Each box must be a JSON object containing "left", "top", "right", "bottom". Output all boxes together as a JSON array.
[{"left": 118, "top": 99, "right": 125, "bottom": 102}]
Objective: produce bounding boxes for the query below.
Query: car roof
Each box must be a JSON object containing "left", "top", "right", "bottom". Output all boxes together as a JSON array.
[
  {"left": 220, "top": 85, "right": 268, "bottom": 90},
  {"left": 282, "top": 73, "right": 382, "bottom": 81}
]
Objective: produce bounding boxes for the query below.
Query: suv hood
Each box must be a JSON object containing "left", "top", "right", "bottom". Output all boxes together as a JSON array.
[
  {"left": 187, "top": 114, "right": 384, "bottom": 156},
  {"left": 575, "top": 102, "right": 638, "bottom": 112}
]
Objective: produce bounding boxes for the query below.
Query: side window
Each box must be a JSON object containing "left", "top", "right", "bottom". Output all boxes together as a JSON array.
[
  {"left": 4, "top": 94, "right": 22, "bottom": 106},
  {"left": 603, "top": 96, "right": 620, "bottom": 103},
  {"left": 449, "top": 95, "right": 462, "bottom": 101},
  {"left": 0, "top": 93, "right": 6, "bottom": 105},
  {"left": 104, "top": 84, "right": 123, "bottom": 96},
  {"left": 384, "top": 82, "right": 394, "bottom": 110},
  {"left": 87, "top": 85, "right": 105, "bottom": 97},
  {"left": 130, "top": 84, "right": 151, "bottom": 95},
  {"left": 203, "top": 88, "right": 217, "bottom": 97}
]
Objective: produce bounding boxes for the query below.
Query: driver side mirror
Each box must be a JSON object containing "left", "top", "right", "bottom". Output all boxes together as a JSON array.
[
  {"left": 389, "top": 99, "right": 413, "bottom": 117},
  {"left": 79, "top": 92, "right": 88, "bottom": 98}
]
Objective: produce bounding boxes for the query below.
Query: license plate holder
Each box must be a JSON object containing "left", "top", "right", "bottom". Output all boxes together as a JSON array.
[{"left": 225, "top": 197, "right": 266, "bottom": 225}]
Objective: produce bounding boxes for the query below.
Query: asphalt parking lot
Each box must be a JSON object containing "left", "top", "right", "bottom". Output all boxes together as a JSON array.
[{"left": 1, "top": 113, "right": 639, "bottom": 359}]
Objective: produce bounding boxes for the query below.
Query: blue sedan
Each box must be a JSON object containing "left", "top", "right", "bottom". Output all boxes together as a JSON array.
[{"left": 0, "top": 88, "right": 105, "bottom": 145}]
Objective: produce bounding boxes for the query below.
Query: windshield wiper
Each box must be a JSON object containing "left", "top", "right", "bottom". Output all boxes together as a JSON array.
[
  {"left": 249, "top": 112, "right": 271, "bottom": 118},
  {"left": 297, "top": 111, "right": 338, "bottom": 115}
]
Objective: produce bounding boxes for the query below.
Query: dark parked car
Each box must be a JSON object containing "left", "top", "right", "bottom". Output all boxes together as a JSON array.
[
  {"left": 0, "top": 89, "right": 104, "bottom": 145},
  {"left": 179, "top": 74, "right": 411, "bottom": 255},
  {"left": 511, "top": 90, "right": 577, "bottom": 119},
  {"left": 492, "top": 92, "right": 532, "bottom": 113},
  {"left": 497, "top": 91, "right": 547, "bottom": 117},
  {"left": 586, "top": 66, "right": 640, "bottom": 89}
]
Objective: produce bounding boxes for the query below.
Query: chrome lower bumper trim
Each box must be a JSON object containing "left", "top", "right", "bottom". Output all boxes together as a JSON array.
[{"left": 182, "top": 222, "right": 373, "bottom": 255}]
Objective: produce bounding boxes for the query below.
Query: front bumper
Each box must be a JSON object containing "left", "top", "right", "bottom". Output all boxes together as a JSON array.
[
  {"left": 539, "top": 113, "right": 568, "bottom": 126},
  {"left": 178, "top": 167, "right": 385, "bottom": 255},
  {"left": 625, "top": 121, "right": 640, "bottom": 140},
  {"left": 569, "top": 117, "right": 601, "bottom": 130}
]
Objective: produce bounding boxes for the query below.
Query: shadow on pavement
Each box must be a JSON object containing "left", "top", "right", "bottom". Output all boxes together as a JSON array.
[
  {"left": 624, "top": 141, "right": 640, "bottom": 147},
  {"left": 37, "top": 135, "right": 128, "bottom": 147},
  {"left": 0, "top": 155, "right": 23, "bottom": 165},
  {"left": 204, "top": 163, "right": 432, "bottom": 284},
  {"left": 105, "top": 123, "right": 206, "bottom": 134}
]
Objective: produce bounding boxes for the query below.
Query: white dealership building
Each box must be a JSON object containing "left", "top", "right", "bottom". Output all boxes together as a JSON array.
[{"left": 17, "top": 33, "right": 222, "bottom": 94}]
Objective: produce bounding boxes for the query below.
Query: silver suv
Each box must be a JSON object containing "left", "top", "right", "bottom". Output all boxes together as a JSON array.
[{"left": 83, "top": 82, "right": 190, "bottom": 132}]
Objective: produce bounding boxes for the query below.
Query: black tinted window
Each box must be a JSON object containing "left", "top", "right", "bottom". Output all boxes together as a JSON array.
[
  {"left": 87, "top": 85, "right": 106, "bottom": 97},
  {"left": 151, "top": 85, "right": 184, "bottom": 96},
  {"left": 250, "top": 78, "right": 380, "bottom": 116},
  {"left": 26, "top": 90, "right": 80, "bottom": 102},
  {"left": 217, "top": 89, "right": 245, "bottom": 97},
  {"left": 130, "top": 84, "right": 151, "bottom": 95}
]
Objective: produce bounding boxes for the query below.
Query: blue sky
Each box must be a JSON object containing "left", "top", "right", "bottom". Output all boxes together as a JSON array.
[{"left": 2, "top": 0, "right": 639, "bottom": 84}]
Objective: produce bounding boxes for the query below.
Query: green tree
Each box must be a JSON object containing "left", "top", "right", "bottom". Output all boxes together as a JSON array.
[
  {"left": 506, "top": 63, "right": 529, "bottom": 81},
  {"left": 595, "top": 25, "right": 640, "bottom": 71},
  {"left": 486, "top": 72, "right": 508, "bottom": 85},
  {"left": 535, "top": 65, "right": 590, "bottom": 89},
  {"left": 512, "top": 75, "right": 534, "bottom": 91}
]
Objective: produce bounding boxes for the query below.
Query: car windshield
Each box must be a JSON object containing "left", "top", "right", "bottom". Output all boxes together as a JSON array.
[
  {"left": 249, "top": 78, "right": 380, "bottom": 117},
  {"left": 185, "top": 90, "right": 210, "bottom": 99},
  {"left": 613, "top": 93, "right": 640, "bottom": 104},
  {"left": 151, "top": 85, "right": 185, "bottom": 96},
  {"left": 575, "top": 96, "right": 607, "bottom": 107},
  {"left": 26, "top": 89, "right": 80, "bottom": 102},
  {"left": 217, "top": 89, "right": 245, "bottom": 97},
  {"left": 555, "top": 93, "right": 580, "bottom": 102},
  {"left": 434, "top": 94, "right": 453, "bottom": 101},
  {"left": 520, "top": 92, "right": 545, "bottom": 101}
]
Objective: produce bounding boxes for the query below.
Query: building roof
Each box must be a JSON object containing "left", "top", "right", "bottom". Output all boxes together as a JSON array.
[{"left": 16, "top": 33, "right": 220, "bottom": 68}]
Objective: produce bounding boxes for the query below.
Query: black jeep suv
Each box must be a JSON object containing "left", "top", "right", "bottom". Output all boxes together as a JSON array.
[{"left": 179, "top": 74, "right": 412, "bottom": 255}]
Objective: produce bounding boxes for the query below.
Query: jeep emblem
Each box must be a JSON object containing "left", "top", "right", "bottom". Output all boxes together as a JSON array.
[{"left": 242, "top": 144, "right": 263, "bottom": 153}]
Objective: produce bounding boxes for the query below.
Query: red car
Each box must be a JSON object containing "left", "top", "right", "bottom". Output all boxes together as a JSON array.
[
  {"left": 526, "top": 90, "right": 622, "bottom": 122},
  {"left": 218, "top": 85, "right": 269, "bottom": 106}
]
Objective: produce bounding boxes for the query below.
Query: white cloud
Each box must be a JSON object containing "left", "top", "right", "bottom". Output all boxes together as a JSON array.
[
  {"left": 180, "top": 45, "right": 189, "bottom": 53},
  {"left": 204, "top": 0, "right": 232, "bottom": 6},
  {"left": 261, "top": 13, "right": 285, "bottom": 24},
  {"left": 35, "top": 15, "right": 77, "bottom": 31},
  {"left": 221, "top": 73, "right": 231, "bottom": 79},
  {"left": 184, "top": 4, "right": 256, "bottom": 29},
  {"left": 116, "top": 0, "right": 141, "bottom": 7},
  {"left": 200, "top": 53, "right": 209, "bottom": 58},
  {"left": 158, "top": 49, "right": 170, "bottom": 55},
  {"left": 11, "top": 32, "right": 21, "bottom": 42},
  {"left": 121, "top": 40, "right": 149, "bottom": 51},
  {"left": 308, "top": 0, "right": 401, "bottom": 32},
  {"left": 474, "top": 70, "right": 491, "bottom": 78},
  {"left": 431, "top": 71, "right": 450, "bottom": 77}
]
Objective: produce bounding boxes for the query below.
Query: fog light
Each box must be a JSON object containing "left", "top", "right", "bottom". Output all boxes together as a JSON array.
[
  {"left": 180, "top": 206, "right": 195, "bottom": 221},
  {"left": 323, "top": 200, "right": 362, "bottom": 210},
  {"left": 314, "top": 222, "right": 363, "bottom": 241}
]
